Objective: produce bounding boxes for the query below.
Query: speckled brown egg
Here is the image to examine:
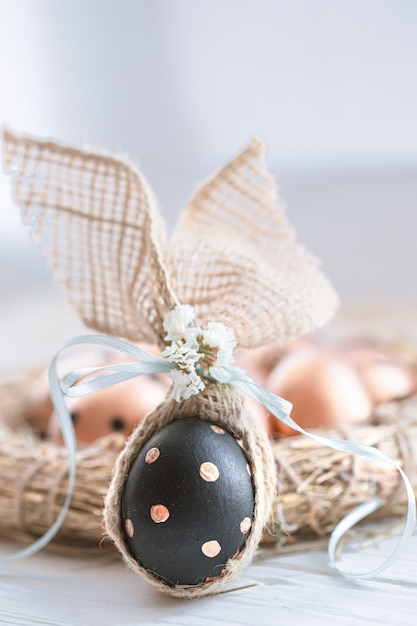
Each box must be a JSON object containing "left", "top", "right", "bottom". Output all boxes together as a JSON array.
[
  {"left": 47, "top": 373, "right": 170, "bottom": 445},
  {"left": 121, "top": 418, "right": 255, "bottom": 586},
  {"left": 26, "top": 342, "right": 170, "bottom": 445},
  {"left": 234, "top": 338, "right": 314, "bottom": 387},
  {"left": 26, "top": 347, "right": 121, "bottom": 434},
  {"left": 266, "top": 345, "right": 373, "bottom": 437}
]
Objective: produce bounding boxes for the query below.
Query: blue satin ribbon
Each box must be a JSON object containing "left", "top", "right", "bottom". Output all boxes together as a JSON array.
[
  {"left": 0, "top": 346, "right": 77, "bottom": 562},
  {"left": 1, "top": 333, "right": 415, "bottom": 580},
  {"left": 226, "top": 368, "right": 416, "bottom": 579}
]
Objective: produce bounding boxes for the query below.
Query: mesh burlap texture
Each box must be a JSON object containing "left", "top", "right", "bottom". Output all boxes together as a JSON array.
[
  {"left": 103, "top": 382, "right": 276, "bottom": 599},
  {"left": 2, "top": 127, "right": 178, "bottom": 345},
  {"left": 2, "top": 127, "right": 338, "bottom": 349}
]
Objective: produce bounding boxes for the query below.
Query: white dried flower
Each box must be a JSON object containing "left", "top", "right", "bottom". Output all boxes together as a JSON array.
[
  {"left": 162, "top": 305, "right": 237, "bottom": 401},
  {"left": 161, "top": 337, "right": 200, "bottom": 367},
  {"left": 168, "top": 368, "right": 205, "bottom": 402},
  {"left": 202, "top": 322, "right": 236, "bottom": 367},
  {"left": 163, "top": 304, "right": 196, "bottom": 341}
]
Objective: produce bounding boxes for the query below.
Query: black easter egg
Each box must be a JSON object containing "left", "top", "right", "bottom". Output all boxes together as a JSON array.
[{"left": 121, "top": 417, "right": 255, "bottom": 587}]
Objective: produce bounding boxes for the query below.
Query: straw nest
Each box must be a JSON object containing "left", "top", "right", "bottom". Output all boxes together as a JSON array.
[{"left": 1, "top": 347, "right": 417, "bottom": 560}]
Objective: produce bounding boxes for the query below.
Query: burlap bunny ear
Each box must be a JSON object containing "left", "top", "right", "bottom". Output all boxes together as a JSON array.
[
  {"left": 169, "top": 138, "right": 338, "bottom": 348},
  {"left": 2, "top": 128, "right": 338, "bottom": 350},
  {"left": 2, "top": 126, "right": 178, "bottom": 346}
]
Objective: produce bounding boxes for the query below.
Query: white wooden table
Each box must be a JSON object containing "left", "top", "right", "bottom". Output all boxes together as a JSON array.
[{"left": 1, "top": 531, "right": 417, "bottom": 625}]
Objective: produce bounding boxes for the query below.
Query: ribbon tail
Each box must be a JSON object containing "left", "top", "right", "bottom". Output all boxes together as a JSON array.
[
  {"left": 0, "top": 333, "right": 174, "bottom": 564},
  {"left": 227, "top": 369, "right": 416, "bottom": 580},
  {"left": 62, "top": 360, "right": 173, "bottom": 398},
  {"left": 0, "top": 348, "right": 77, "bottom": 563}
]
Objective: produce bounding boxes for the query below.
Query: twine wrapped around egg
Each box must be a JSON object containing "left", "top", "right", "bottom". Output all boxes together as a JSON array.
[
  {"left": 3, "top": 126, "right": 412, "bottom": 595},
  {"left": 104, "top": 383, "right": 275, "bottom": 597}
]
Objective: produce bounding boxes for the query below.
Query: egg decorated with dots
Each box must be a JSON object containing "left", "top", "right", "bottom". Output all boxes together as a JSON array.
[{"left": 121, "top": 417, "right": 255, "bottom": 587}]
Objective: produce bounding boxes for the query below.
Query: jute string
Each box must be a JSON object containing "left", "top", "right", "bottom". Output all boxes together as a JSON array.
[{"left": 103, "top": 382, "right": 276, "bottom": 599}]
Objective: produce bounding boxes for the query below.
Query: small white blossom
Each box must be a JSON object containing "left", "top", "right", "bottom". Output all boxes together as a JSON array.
[
  {"left": 162, "top": 305, "right": 237, "bottom": 402},
  {"left": 161, "top": 338, "right": 200, "bottom": 367},
  {"left": 202, "top": 322, "right": 236, "bottom": 366},
  {"left": 202, "top": 322, "right": 233, "bottom": 347},
  {"left": 167, "top": 368, "right": 205, "bottom": 402},
  {"left": 163, "top": 304, "right": 196, "bottom": 341}
]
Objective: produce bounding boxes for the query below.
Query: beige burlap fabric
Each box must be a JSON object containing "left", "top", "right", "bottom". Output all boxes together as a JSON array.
[
  {"left": 2, "top": 128, "right": 338, "bottom": 349},
  {"left": 2, "top": 127, "right": 338, "bottom": 596}
]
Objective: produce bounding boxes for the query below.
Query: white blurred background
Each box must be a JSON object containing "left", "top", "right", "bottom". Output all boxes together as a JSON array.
[{"left": 0, "top": 0, "right": 416, "bottom": 372}]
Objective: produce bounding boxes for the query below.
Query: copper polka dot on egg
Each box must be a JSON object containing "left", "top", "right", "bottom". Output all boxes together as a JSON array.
[
  {"left": 199, "top": 461, "right": 219, "bottom": 482},
  {"left": 150, "top": 504, "right": 170, "bottom": 523},
  {"left": 125, "top": 518, "right": 134, "bottom": 538},
  {"left": 145, "top": 447, "right": 160, "bottom": 464},
  {"left": 240, "top": 517, "right": 252, "bottom": 533},
  {"left": 201, "top": 540, "right": 221, "bottom": 558},
  {"left": 121, "top": 418, "right": 255, "bottom": 586}
]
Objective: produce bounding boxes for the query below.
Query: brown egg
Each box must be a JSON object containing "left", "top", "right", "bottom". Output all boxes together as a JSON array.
[
  {"left": 47, "top": 372, "right": 170, "bottom": 445},
  {"left": 266, "top": 346, "right": 373, "bottom": 437},
  {"left": 25, "top": 368, "right": 54, "bottom": 434},
  {"left": 26, "top": 346, "right": 126, "bottom": 434},
  {"left": 235, "top": 337, "right": 313, "bottom": 386},
  {"left": 26, "top": 342, "right": 170, "bottom": 445},
  {"left": 344, "top": 345, "right": 417, "bottom": 405},
  {"left": 235, "top": 345, "right": 284, "bottom": 386}
]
